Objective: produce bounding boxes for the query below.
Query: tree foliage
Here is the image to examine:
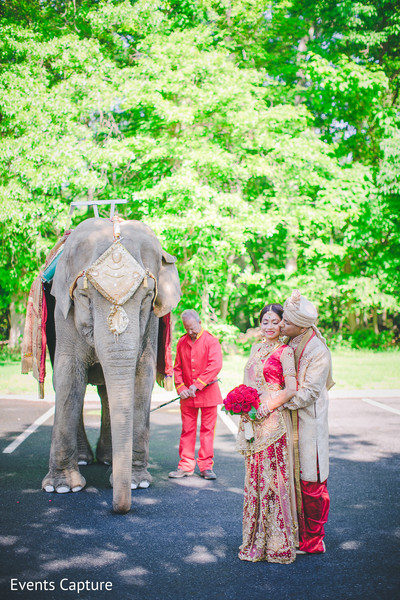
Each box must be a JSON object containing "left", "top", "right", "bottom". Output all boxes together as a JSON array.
[{"left": 0, "top": 0, "right": 399, "bottom": 347}]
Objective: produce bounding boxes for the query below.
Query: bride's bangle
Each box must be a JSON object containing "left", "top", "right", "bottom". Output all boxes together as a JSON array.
[{"left": 257, "top": 402, "right": 271, "bottom": 418}]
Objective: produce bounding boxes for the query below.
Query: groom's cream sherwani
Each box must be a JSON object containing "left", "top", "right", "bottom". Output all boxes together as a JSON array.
[{"left": 285, "top": 332, "right": 332, "bottom": 482}]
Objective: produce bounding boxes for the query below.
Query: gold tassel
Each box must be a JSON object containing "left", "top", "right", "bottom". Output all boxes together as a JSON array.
[
  {"left": 39, "top": 382, "right": 45, "bottom": 400},
  {"left": 83, "top": 275, "right": 88, "bottom": 289},
  {"left": 143, "top": 276, "right": 148, "bottom": 288}
]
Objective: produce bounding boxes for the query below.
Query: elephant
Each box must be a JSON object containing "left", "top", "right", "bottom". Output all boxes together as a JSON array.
[{"left": 42, "top": 217, "right": 181, "bottom": 513}]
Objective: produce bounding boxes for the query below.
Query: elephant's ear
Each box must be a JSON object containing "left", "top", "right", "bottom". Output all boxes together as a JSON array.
[
  {"left": 153, "top": 250, "right": 181, "bottom": 318},
  {"left": 51, "top": 252, "right": 72, "bottom": 320}
]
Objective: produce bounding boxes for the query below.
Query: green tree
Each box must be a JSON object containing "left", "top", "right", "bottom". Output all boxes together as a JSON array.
[{"left": 0, "top": 0, "right": 398, "bottom": 347}]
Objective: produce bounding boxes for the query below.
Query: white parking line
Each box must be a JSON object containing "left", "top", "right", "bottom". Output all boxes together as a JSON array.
[
  {"left": 5, "top": 397, "right": 395, "bottom": 456},
  {"left": 362, "top": 398, "right": 400, "bottom": 416},
  {"left": 217, "top": 406, "right": 238, "bottom": 436},
  {"left": 2, "top": 406, "right": 55, "bottom": 454}
]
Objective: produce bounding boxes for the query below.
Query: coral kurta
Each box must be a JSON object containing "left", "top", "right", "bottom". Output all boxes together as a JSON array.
[
  {"left": 173, "top": 329, "right": 223, "bottom": 472},
  {"left": 174, "top": 329, "right": 223, "bottom": 408}
]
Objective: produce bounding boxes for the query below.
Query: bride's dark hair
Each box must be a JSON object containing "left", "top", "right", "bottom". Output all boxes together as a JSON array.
[{"left": 259, "top": 303, "right": 284, "bottom": 323}]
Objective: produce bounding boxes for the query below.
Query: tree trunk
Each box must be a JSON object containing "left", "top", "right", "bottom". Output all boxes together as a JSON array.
[
  {"left": 372, "top": 308, "right": 379, "bottom": 334},
  {"left": 285, "top": 238, "right": 297, "bottom": 274},
  {"left": 344, "top": 257, "right": 356, "bottom": 333},
  {"left": 202, "top": 288, "right": 210, "bottom": 327},
  {"left": 347, "top": 304, "right": 357, "bottom": 334},
  {"left": 8, "top": 297, "right": 26, "bottom": 348},
  {"left": 220, "top": 255, "right": 235, "bottom": 320}
]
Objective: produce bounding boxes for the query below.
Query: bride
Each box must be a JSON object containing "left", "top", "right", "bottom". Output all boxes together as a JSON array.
[{"left": 236, "top": 303, "right": 298, "bottom": 563}]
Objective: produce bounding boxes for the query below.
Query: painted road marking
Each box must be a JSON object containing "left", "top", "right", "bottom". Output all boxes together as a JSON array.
[
  {"left": 3, "top": 397, "right": 396, "bottom": 455},
  {"left": 2, "top": 406, "right": 55, "bottom": 454},
  {"left": 217, "top": 406, "right": 238, "bottom": 436},
  {"left": 362, "top": 398, "right": 400, "bottom": 416}
]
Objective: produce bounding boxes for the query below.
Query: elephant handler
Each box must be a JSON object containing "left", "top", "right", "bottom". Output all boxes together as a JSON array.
[
  {"left": 169, "top": 309, "right": 223, "bottom": 481},
  {"left": 264, "top": 290, "right": 334, "bottom": 555}
]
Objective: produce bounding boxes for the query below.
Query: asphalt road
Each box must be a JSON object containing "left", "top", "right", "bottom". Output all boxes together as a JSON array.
[{"left": 0, "top": 388, "right": 399, "bottom": 600}]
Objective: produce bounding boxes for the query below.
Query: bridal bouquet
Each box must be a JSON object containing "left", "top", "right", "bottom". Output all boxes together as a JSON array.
[{"left": 222, "top": 385, "right": 260, "bottom": 442}]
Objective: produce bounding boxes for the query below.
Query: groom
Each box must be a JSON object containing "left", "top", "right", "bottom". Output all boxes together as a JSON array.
[{"left": 268, "top": 290, "right": 334, "bottom": 554}]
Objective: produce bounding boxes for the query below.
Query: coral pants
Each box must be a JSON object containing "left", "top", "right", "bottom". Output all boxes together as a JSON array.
[
  {"left": 299, "top": 479, "right": 330, "bottom": 553},
  {"left": 178, "top": 404, "right": 218, "bottom": 472}
]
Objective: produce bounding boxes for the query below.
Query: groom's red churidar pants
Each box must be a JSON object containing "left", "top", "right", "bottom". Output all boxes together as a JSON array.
[{"left": 299, "top": 478, "right": 330, "bottom": 553}]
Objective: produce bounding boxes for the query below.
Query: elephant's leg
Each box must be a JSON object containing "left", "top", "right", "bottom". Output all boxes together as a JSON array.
[
  {"left": 130, "top": 315, "right": 158, "bottom": 490},
  {"left": 42, "top": 356, "right": 87, "bottom": 494},
  {"left": 77, "top": 409, "right": 94, "bottom": 465},
  {"left": 96, "top": 384, "right": 112, "bottom": 465}
]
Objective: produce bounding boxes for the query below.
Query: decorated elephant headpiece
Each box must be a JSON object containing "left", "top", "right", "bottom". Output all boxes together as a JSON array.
[
  {"left": 54, "top": 217, "right": 180, "bottom": 336},
  {"left": 70, "top": 239, "right": 153, "bottom": 336}
]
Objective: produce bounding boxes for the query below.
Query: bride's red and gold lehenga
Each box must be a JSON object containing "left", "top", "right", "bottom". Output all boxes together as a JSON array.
[{"left": 236, "top": 342, "right": 298, "bottom": 564}]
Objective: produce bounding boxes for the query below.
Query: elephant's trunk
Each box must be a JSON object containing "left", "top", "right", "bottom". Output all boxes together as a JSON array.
[
  {"left": 109, "top": 395, "right": 133, "bottom": 514},
  {"left": 100, "top": 344, "right": 138, "bottom": 514}
]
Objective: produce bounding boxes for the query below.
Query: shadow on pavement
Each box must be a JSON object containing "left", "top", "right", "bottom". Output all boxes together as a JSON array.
[{"left": 0, "top": 421, "right": 399, "bottom": 600}]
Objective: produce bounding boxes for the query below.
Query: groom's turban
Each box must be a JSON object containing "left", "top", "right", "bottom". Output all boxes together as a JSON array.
[{"left": 283, "top": 290, "right": 318, "bottom": 328}]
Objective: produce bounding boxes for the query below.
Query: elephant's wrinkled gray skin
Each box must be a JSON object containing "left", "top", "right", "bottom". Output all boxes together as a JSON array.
[{"left": 42, "top": 218, "right": 181, "bottom": 513}]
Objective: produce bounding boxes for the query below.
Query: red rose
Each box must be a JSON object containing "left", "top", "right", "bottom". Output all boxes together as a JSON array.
[{"left": 225, "top": 385, "right": 259, "bottom": 413}]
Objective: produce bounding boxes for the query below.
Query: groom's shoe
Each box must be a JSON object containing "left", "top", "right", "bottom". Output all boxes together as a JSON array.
[{"left": 296, "top": 541, "right": 326, "bottom": 555}]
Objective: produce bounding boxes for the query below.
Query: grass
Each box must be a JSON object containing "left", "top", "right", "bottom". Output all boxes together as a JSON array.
[
  {"left": 0, "top": 360, "right": 55, "bottom": 397},
  {"left": 220, "top": 350, "right": 400, "bottom": 394},
  {"left": 330, "top": 350, "right": 400, "bottom": 390},
  {"left": 1, "top": 350, "right": 399, "bottom": 397}
]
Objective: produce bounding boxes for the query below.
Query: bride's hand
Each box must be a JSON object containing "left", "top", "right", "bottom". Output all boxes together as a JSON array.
[
  {"left": 257, "top": 392, "right": 273, "bottom": 416},
  {"left": 259, "top": 392, "right": 272, "bottom": 405}
]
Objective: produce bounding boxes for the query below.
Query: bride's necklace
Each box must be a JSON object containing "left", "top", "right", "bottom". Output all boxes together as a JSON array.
[
  {"left": 253, "top": 339, "right": 281, "bottom": 392},
  {"left": 259, "top": 339, "right": 280, "bottom": 359}
]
